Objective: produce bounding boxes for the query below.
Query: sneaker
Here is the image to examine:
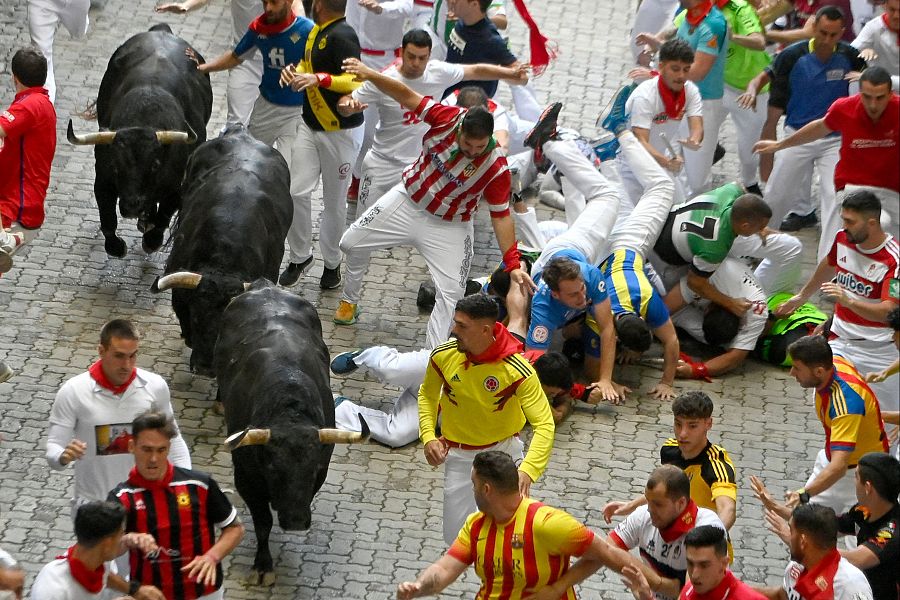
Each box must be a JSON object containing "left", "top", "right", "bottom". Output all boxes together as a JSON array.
[
  {"left": 279, "top": 256, "right": 314, "bottom": 287},
  {"left": 524, "top": 102, "right": 562, "bottom": 151},
  {"left": 331, "top": 350, "right": 362, "bottom": 375},
  {"left": 0, "top": 232, "right": 24, "bottom": 274},
  {"left": 592, "top": 135, "right": 620, "bottom": 162},
  {"left": 320, "top": 265, "right": 342, "bottom": 290},
  {"left": 333, "top": 300, "right": 359, "bottom": 324},
  {"left": 780, "top": 211, "right": 818, "bottom": 232},
  {"left": 346, "top": 176, "right": 360, "bottom": 203},
  {"left": 598, "top": 84, "right": 635, "bottom": 135},
  {"left": 713, "top": 143, "right": 726, "bottom": 165},
  {"left": 333, "top": 395, "right": 351, "bottom": 408},
  {"left": 745, "top": 183, "right": 763, "bottom": 197},
  {"left": 0, "top": 361, "right": 12, "bottom": 384}
]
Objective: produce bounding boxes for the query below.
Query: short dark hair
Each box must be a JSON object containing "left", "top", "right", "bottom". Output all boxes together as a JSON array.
[
  {"left": 815, "top": 4, "right": 845, "bottom": 23},
  {"left": 11, "top": 47, "right": 48, "bottom": 88},
  {"left": 616, "top": 314, "right": 653, "bottom": 352},
  {"left": 100, "top": 319, "right": 140, "bottom": 347},
  {"left": 647, "top": 465, "right": 691, "bottom": 500},
  {"left": 456, "top": 85, "right": 490, "bottom": 110},
  {"left": 860, "top": 66, "right": 893, "bottom": 89},
  {"left": 533, "top": 352, "right": 574, "bottom": 391},
  {"left": 455, "top": 293, "right": 500, "bottom": 322},
  {"left": 460, "top": 106, "right": 494, "bottom": 139},
  {"left": 487, "top": 266, "right": 512, "bottom": 298},
  {"left": 74, "top": 501, "right": 126, "bottom": 548},
  {"left": 542, "top": 257, "right": 582, "bottom": 292},
  {"left": 791, "top": 504, "right": 838, "bottom": 549},
  {"left": 888, "top": 308, "right": 900, "bottom": 332},
  {"left": 475, "top": 0, "right": 492, "bottom": 12},
  {"left": 402, "top": 28, "right": 432, "bottom": 50},
  {"left": 858, "top": 452, "right": 900, "bottom": 501},
  {"left": 473, "top": 450, "right": 519, "bottom": 494},
  {"left": 672, "top": 391, "right": 714, "bottom": 419},
  {"left": 702, "top": 304, "right": 740, "bottom": 347},
  {"left": 132, "top": 410, "right": 178, "bottom": 441},
  {"left": 788, "top": 334, "right": 833, "bottom": 369},
  {"left": 731, "top": 193, "right": 772, "bottom": 224},
  {"left": 319, "top": 0, "right": 347, "bottom": 13},
  {"left": 684, "top": 525, "right": 728, "bottom": 557},
  {"left": 842, "top": 190, "right": 882, "bottom": 220},
  {"left": 659, "top": 38, "right": 695, "bottom": 64}
]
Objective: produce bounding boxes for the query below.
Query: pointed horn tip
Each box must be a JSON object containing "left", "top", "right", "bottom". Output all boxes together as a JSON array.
[
  {"left": 357, "top": 414, "right": 371, "bottom": 443},
  {"left": 156, "top": 271, "right": 202, "bottom": 291},
  {"left": 224, "top": 429, "right": 249, "bottom": 451}
]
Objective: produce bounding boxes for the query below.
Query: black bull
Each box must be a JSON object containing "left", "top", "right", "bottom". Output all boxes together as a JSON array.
[
  {"left": 216, "top": 282, "right": 369, "bottom": 585},
  {"left": 151, "top": 126, "right": 292, "bottom": 376},
  {"left": 67, "top": 24, "right": 212, "bottom": 257}
]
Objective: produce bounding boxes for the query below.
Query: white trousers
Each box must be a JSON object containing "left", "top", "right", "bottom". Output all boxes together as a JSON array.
[
  {"left": 683, "top": 98, "right": 726, "bottom": 195},
  {"left": 723, "top": 86, "right": 768, "bottom": 187},
  {"left": 630, "top": 0, "right": 680, "bottom": 61},
  {"left": 764, "top": 130, "right": 840, "bottom": 262},
  {"left": 806, "top": 448, "right": 858, "bottom": 516},
  {"left": 512, "top": 209, "right": 568, "bottom": 250},
  {"left": 290, "top": 120, "right": 359, "bottom": 268},
  {"left": 443, "top": 435, "right": 525, "bottom": 544},
  {"left": 619, "top": 153, "right": 688, "bottom": 211},
  {"left": 729, "top": 231, "right": 803, "bottom": 295},
  {"left": 339, "top": 186, "right": 474, "bottom": 349},
  {"left": 27, "top": 0, "right": 90, "bottom": 103},
  {"left": 358, "top": 152, "right": 405, "bottom": 214},
  {"left": 226, "top": 58, "right": 262, "bottom": 126}
]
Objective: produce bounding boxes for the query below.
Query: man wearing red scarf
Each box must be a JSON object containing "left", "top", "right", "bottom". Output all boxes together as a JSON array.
[
  {"left": 45, "top": 319, "right": 191, "bottom": 520},
  {"left": 679, "top": 526, "right": 764, "bottom": 600},
  {"left": 608, "top": 466, "right": 726, "bottom": 600}
]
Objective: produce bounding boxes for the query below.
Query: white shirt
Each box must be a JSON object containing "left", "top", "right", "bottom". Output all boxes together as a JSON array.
[
  {"left": 31, "top": 558, "right": 110, "bottom": 600},
  {"left": 345, "top": 0, "right": 412, "bottom": 54},
  {"left": 672, "top": 257, "right": 768, "bottom": 351},
  {"left": 353, "top": 60, "right": 465, "bottom": 165},
  {"left": 611, "top": 505, "right": 726, "bottom": 600},
  {"left": 627, "top": 76, "right": 703, "bottom": 157},
  {"left": 45, "top": 369, "right": 192, "bottom": 506},
  {"left": 852, "top": 16, "right": 900, "bottom": 91},
  {"left": 783, "top": 557, "right": 873, "bottom": 600}
]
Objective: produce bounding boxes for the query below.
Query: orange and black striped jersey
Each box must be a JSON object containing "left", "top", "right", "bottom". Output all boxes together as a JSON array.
[{"left": 660, "top": 440, "right": 737, "bottom": 510}]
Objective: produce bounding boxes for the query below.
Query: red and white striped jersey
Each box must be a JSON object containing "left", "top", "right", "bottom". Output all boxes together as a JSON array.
[
  {"left": 827, "top": 231, "right": 900, "bottom": 343},
  {"left": 402, "top": 97, "right": 511, "bottom": 222}
]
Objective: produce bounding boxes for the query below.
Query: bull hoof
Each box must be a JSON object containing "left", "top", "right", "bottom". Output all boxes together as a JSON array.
[
  {"left": 245, "top": 571, "right": 276, "bottom": 586},
  {"left": 104, "top": 237, "right": 127, "bottom": 258},
  {"left": 142, "top": 230, "right": 164, "bottom": 254}
]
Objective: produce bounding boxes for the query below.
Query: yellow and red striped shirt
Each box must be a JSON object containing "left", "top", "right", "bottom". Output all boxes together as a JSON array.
[{"left": 448, "top": 498, "right": 595, "bottom": 600}]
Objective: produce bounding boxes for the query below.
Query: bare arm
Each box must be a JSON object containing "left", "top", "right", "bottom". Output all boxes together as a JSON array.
[
  {"left": 181, "top": 522, "right": 245, "bottom": 587},
  {"left": 754, "top": 118, "right": 833, "bottom": 154},
  {"left": 737, "top": 70, "right": 771, "bottom": 110},
  {"left": 342, "top": 57, "right": 423, "bottom": 112},
  {"left": 731, "top": 31, "right": 767, "bottom": 51},
  {"left": 649, "top": 320, "right": 680, "bottom": 399},
  {"left": 701, "top": 348, "right": 750, "bottom": 378},
  {"left": 531, "top": 535, "right": 645, "bottom": 600},
  {"left": 714, "top": 495, "right": 737, "bottom": 530},
  {"left": 199, "top": 50, "right": 241, "bottom": 73},
  {"left": 820, "top": 284, "right": 897, "bottom": 323},
  {"left": 773, "top": 257, "right": 836, "bottom": 316},
  {"left": 396, "top": 554, "right": 468, "bottom": 599},
  {"left": 689, "top": 52, "right": 718, "bottom": 83},
  {"left": 840, "top": 545, "right": 882, "bottom": 571},
  {"left": 461, "top": 62, "right": 529, "bottom": 85},
  {"left": 687, "top": 271, "right": 750, "bottom": 317},
  {"left": 765, "top": 17, "right": 815, "bottom": 44}
]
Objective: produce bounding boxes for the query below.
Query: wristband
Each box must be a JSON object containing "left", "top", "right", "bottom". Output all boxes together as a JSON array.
[
  {"left": 796, "top": 488, "right": 810, "bottom": 504},
  {"left": 204, "top": 550, "right": 221, "bottom": 564},
  {"left": 502, "top": 243, "right": 521, "bottom": 273},
  {"left": 315, "top": 73, "right": 332, "bottom": 88},
  {"left": 690, "top": 362, "right": 711, "bottom": 382},
  {"left": 128, "top": 580, "right": 141, "bottom": 596}
]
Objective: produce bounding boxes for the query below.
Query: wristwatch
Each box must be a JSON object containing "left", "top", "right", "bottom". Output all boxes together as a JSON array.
[
  {"left": 796, "top": 488, "right": 810, "bottom": 504},
  {"left": 128, "top": 580, "right": 141, "bottom": 596}
]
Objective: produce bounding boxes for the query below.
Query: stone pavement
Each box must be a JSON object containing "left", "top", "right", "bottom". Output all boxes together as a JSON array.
[{"left": 0, "top": 0, "right": 835, "bottom": 597}]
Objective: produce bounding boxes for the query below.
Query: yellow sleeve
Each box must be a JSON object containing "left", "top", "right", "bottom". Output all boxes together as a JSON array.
[
  {"left": 418, "top": 358, "right": 444, "bottom": 445},
  {"left": 708, "top": 446, "right": 738, "bottom": 501},
  {"left": 447, "top": 513, "right": 476, "bottom": 564},
  {"left": 710, "top": 482, "right": 738, "bottom": 502},
  {"left": 534, "top": 507, "right": 595, "bottom": 557},
  {"left": 322, "top": 72, "right": 362, "bottom": 94},
  {"left": 518, "top": 373, "right": 555, "bottom": 482},
  {"left": 829, "top": 413, "right": 863, "bottom": 454}
]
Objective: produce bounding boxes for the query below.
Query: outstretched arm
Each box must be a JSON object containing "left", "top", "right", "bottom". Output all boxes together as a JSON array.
[
  {"left": 397, "top": 554, "right": 468, "bottom": 599},
  {"left": 342, "top": 57, "right": 424, "bottom": 112}
]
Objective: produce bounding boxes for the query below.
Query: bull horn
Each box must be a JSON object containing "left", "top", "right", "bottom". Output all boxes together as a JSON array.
[
  {"left": 156, "top": 123, "right": 198, "bottom": 145},
  {"left": 156, "top": 271, "right": 203, "bottom": 291},
  {"left": 67, "top": 120, "right": 116, "bottom": 145},
  {"left": 318, "top": 415, "right": 371, "bottom": 445},
  {"left": 224, "top": 428, "right": 271, "bottom": 450},
  {"left": 243, "top": 282, "right": 253, "bottom": 291}
]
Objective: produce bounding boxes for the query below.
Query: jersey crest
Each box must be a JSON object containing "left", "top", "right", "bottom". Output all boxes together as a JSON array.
[
  {"left": 318, "top": 36, "right": 327, "bottom": 50},
  {"left": 483, "top": 376, "right": 499, "bottom": 392}
]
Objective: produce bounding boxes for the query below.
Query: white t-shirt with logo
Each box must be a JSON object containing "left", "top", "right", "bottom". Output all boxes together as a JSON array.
[
  {"left": 31, "top": 558, "right": 110, "bottom": 600},
  {"left": 782, "top": 557, "right": 873, "bottom": 600},
  {"left": 626, "top": 76, "right": 703, "bottom": 157}
]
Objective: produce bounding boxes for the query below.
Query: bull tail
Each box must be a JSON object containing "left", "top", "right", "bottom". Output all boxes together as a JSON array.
[
  {"left": 149, "top": 23, "right": 173, "bottom": 33},
  {"left": 75, "top": 99, "right": 98, "bottom": 121}
]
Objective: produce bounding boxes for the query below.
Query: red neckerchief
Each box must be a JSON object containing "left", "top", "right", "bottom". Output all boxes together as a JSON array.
[
  {"left": 683, "top": 570, "right": 737, "bottom": 600},
  {"left": 659, "top": 499, "right": 699, "bottom": 542},
  {"left": 127, "top": 462, "right": 175, "bottom": 490},
  {"left": 249, "top": 11, "right": 295, "bottom": 36},
  {"left": 509, "top": 0, "right": 557, "bottom": 75},
  {"left": 89, "top": 361, "right": 137, "bottom": 395},
  {"left": 685, "top": 0, "right": 714, "bottom": 27},
  {"left": 714, "top": 0, "right": 729, "bottom": 7},
  {"left": 794, "top": 549, "right": 842, "bottom": 600},
  {"left": 57, "top": 546, "right": 104, "bottom": 593},
  {"left": 658, "top": 77, "right": 687, "bottom": 120},
  {"left": 883, "top": 13, "right": 900, "bottom": 46},
  {"left": 464, "top": 323, "right": 523, "bottom": 367}
]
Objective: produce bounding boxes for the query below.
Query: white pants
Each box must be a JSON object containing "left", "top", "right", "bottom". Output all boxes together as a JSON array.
[
  {"left": 290, "top": 120, "right": 359, "bottom": 268},
  {"left": 683, "top": 98, "right": 726, "bottom": 195},
  {"left": 512, "top": 209, "right": 568, "bottom": 250},
  {"left": 729, "top": 231, "right": 803, "bottom": 295},
  {"left": 830, "top": 336, "right": 900, "bottom": 455},
  {"left": 619, "top": 153, "right": 688, "bottom": 212},
  {"left": 509, "top": 82, "right": 543, "bottom": 122},
  {"left": 806, "top": 448, "right": 858, "bottom": 516},
  {"left": 723, "top": 86, "right": 768, "bottom": 187},
  {"left": 764, "top": 130, "right": 840, "bottom": 262},
  {"left": 340, "top": 186, "right": 474, "bottom": 349},
  {"left": 27, "top": 0, "right": 90, "bottom": 103},
  {"left": 226, "top": 58, "right": 262, "bottom": 126},
  {"left": 530, "top": 138, "right": 624, "bottom": 273},
  {"left": 630, "top": 0, "right": 680, "bottom": 61},
  {"left": 443, "top": 435, "right": 525, "bottom": 544},
  {"left": 354, "top": 345, "right": 430, "bottom": 389},
  {"left": 358, "top": 152, "right": 405, "bottom": 214}
]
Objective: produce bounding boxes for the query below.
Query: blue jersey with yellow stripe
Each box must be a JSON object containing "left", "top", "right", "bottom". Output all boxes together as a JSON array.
[{"left": 601, "top": 249, "right": 669, "bottom": 329}]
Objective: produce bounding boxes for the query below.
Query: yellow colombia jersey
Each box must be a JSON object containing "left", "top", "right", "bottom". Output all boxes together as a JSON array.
[
  {"left": 418, "top": 339, "right": 555, "bottom": 483},
  {"left": 660, "top": 440, "right": 738, "bottom": 510},
  {"left": 448, "top": 497, "right": 594, "bottom": 600}
]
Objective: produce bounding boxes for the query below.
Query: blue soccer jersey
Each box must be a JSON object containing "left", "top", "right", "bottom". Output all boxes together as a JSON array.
[{"left": 234, "top": 15, "right": 314, "bottom": 106}]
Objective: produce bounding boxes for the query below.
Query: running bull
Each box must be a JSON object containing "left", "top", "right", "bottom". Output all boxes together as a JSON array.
[
  {"left": 67, "top": 24, "right": 213, "bottom": 257},
  {"left": 217, "top": 281, "right": 369, "bottom": 585},
  {"left": 151, "top": 126, "right": 292, "bottom": 376}
]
